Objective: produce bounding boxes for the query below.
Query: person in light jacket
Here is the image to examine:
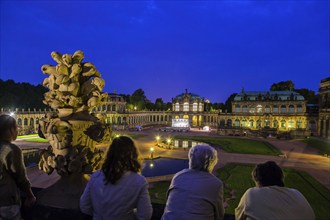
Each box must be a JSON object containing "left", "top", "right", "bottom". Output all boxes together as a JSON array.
[
  {"left": 235, "top": 161, "right": 315, "bottom": 220},
  {"left": 162, "top": 144, "right": 224, "bottom": 220},
  {"left": 80, "top": 136, "right": 152, "bottom": 220}
]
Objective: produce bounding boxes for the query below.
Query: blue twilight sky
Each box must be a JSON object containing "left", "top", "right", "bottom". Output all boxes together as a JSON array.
[{"left": 0, "top": 0, "right": 329, "bottom": 103}]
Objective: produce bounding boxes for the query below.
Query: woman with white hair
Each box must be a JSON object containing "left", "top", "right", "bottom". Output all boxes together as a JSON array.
[{"left": 161, "top": 144, "right": 224, "bottom": 220}]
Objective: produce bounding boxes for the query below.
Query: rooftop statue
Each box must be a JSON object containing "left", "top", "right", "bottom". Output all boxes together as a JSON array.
[{"left": 37, "top": 50, "right": 111, "bottom": 209}]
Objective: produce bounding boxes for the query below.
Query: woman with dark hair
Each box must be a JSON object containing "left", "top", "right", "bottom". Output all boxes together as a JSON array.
[
  {"left": 0, "top": 114, "right": 36, "bottom": 219},
  {"left": 80, "top": 136, "right": 152, "bottom": 220},
  {"left": 235, "top": 161, "right": 315, "bottom": 220}
]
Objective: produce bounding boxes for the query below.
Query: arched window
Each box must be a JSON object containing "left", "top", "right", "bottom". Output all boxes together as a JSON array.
[
  {"left": 249, "top": 105, "right": 255, "bottom": 113},
  {"left": 289, "top": 105, "right": 295, "bottom": 113},
  {"left": 175, "top": 103, "right": 180, "bottom": 111},
  {"left": 273, "top": 120, "right": 278, "bottom": 128},
  {"left": 183, "top": 102, "right": 189, "bottom": 111},
  {"left": 297, "top": 120, "right": 302, "bottom": 128},
  {"left": 273, "top": 105, "right": 279, "bottom": 113},
  {"left": 281, "top": 105, "right": 287, "bottom": 113},
  {"left": 256, "top": 120, "right": 262, "bottom": 128},
  {"left": 36, "top": 118, "right": 39, "bottom": 124},
  {"left": 30, "top": 118, "right": 34, "bottom": 126},
  {"left": 24, "top": 118, "right": 28, "bottom": 126},
  {"left": 242, "top": 105, "right": 247, "bottom": 113},
  {"left": 227, "top": 119, "right": 232, "bottom": 127},
  {"left": 193, "top": 103, "right": 197, "bottom": 112},
  {"left": 235, "top": 105, "right": 241, "bottom": 113},
  {"left": 265, "top": 105, "right": 270, "bottom": 113},
  {"left": 107, "top": 105, "right": 111, "bottom": 111},
  {"left": 297, "top": 104, "right": 303, "bottom": 113},
  {"left": 256, "top": 105, "right": 262, "bottom": 113},
  {"left": 17, "top": 118, "right": 22, "bottom": 125},
  {"left": 219, "top": 119, "right": 225, "bottom": 127},
  {"left": 235, "top": 119, "right": 240, "bottom": 127},
  {"left": 249, "top": 120, "right": 254, "bottom": 128},
  {"left": 97, "top": 106, "right": 101, "bottom": 111},
  {"left": 288, "top": 120, "right": 294, "bottom": 129},
  {"left": 281, "top": 120, "right": 286, "bottom": 128},
  {"left": 112, "top": 105, "right": 116, "bottom": 111},
  {"left": 241, "top": 120, "right": 247, "bottom": 127},
  {"left": 199, "top": 104, "right": 203, "bottom": 112}
]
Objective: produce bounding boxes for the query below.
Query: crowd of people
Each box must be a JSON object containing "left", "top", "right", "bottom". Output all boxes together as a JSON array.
[{"left": 0, "top": 114, "right": 315, "bottom": 220}]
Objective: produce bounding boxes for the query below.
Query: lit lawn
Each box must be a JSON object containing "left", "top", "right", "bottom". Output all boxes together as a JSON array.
[
  {"left": 18, "top": 134, "right": 49, "bottom": 143},
  {"left": 216, "top": 163, "right": 330, "bottom": 220},
  {"left": 149, "top": 181, "right": 170, "bottom": 204},
  {"left": 301, "top": 137, "right": 330, "bottom": 155},
  {"left": 174, "top": 136, "right": 282, "bottom": 155},
  {"left": 149, "top": 164, "right": 330, "bottom": 219}
]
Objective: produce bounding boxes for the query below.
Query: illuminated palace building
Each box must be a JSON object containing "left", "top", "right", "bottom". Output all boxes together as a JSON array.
[{"left": 1, "top": 78, "right": 329, "bottom": 139}]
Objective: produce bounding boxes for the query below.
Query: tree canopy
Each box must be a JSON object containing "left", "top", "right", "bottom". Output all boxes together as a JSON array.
[{"left": 0, "top": 79, "right": 48, "bottom": 109}]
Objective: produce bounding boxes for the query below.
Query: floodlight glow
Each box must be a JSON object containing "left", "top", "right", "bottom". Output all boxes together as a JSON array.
[
  {"left": 167, "top": 139, "right": 171, "bottom": 144},
  {"left": 150, "top": 163, "right": 154, "bottom": 168},
  {"left": 115, "top": 134, "right": 120, "bottom": 138},
  {"left": 9, "top": 112, "right": 15, "bottom": 117},
  {"left": 156, "top": 136, "right": 160, "bottom": 141},
  {"left": 150, "top": 147, "right": 154, "bottom": 152}
]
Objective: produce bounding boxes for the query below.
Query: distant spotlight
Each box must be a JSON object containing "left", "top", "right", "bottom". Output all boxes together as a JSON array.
[
  {"left": 115, "top": 134, "right": 120, "bottom": 138},
  {"left": 150, "top": 147, "right": 154, "bottom": 152},
  {"left": 9, "top": 112, "right": 15, "bottom": 117},
  {"left": 150, "top": 163, "right": 154, "bottom": 168}
]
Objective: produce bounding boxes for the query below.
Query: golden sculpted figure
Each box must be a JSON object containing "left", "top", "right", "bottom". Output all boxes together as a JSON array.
[{"left": 37, "top": 50, "right": 111, "bottom": 209}]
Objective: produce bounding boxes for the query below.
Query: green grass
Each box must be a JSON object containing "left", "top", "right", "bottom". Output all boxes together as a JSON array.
[
  {"left": 301, "top": 137, "right": 330, "bottom": 155},
  {"left": 149, "top": 181, "right": 170, "bottom": 204},
  {"left": 23, "top": 137, "right": 49, "bottom": 143},
  {"left": 174, "top": 136, "right": 282, "bottom": 155},
  {"left": 216, "top": 163, "right": 330, "bottom": 219},
  {"left": 18, "top": 134, "right": 39, "bottom": 138}
]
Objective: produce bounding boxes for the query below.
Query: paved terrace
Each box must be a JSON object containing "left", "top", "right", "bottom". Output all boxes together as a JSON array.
[{"left": 15, "top": 127, "right": 330, "bottom": 189}]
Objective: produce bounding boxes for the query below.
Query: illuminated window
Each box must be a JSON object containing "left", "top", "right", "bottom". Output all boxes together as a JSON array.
[
  {"left": 273, "top": 105, "right": 279, "bottom": 113},
  {"left": 199, "top": 104, "right": 203, "bottom": 112},
  {"left": 257, "top": 105, "right": 262, "bottom": 113},
  {"left": 242, "top": 105, "right": 247, "bottom": 112},
  {"left": 175, "top": 103, "right": 180, "bottom": 111},
  {"left": 281, "top": 120, "right": 286, "bottom": 128},
  {"left": 289, "top": 105, "right": 294, "bottom": 113},
  {"left": 235, "top": 105, "right": 240, "bottom": 113},
  {"left": 183, "top": 102, "right": 189, "bottom": 111},
  {"left": 241, "top": 120, "right": 247, "bottom": 127},
  {"left": 193, "top": 103, "right": 197, "bottom": 112},
  {"left": 265, "top": 105, "right": 270, "bottom": 113},
  {"left": 235, "top": 119, "right": 240, "bottom": 127},
  {"left": 273, "top": 120, "right": 278, "bottom": 128},
  {"left": 297, "top": 120, "right": 302, "bottom": 128},
  {"left": 183, "top": 141, "right": 188, "bottom": 148},
  {"left": 249, "top": 120, "right": 254, "bottom": 127},
  {"left": 297, "top": 104, "right": 303, "bottom": 113},
  {"left": 249, "top": 105, "right": 255, "bottom": 113},
  {"left": 288, "top": 120, "right": 294, "bottom": 128},
  {"left": 257, "top": 120, "right": 262, "bottom": 128}
]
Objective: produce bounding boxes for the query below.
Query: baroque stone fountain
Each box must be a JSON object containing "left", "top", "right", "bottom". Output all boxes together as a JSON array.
[{"left": 37, "top": 50, "right": 111, "bottom": 209}]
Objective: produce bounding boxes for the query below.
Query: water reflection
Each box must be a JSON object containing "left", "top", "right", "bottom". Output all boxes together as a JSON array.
[{"left": 142, "top": 158, "right": 189, "bottom": 177}]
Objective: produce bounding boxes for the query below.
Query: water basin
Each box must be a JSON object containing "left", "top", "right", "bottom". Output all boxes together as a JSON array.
[{"left": 142, "top": 158, "right": 189, "bottom": 177}]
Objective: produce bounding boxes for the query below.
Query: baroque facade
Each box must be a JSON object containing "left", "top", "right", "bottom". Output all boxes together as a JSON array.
[
  {"left": 1, "top": 81, "right": 328, "bottom": 139},
  {"left": 318, "top": 77, "right": 330, "bottom": 138}
]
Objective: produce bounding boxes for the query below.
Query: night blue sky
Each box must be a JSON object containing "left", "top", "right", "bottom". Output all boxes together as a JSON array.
[{"left": 0, "top": 1, "right": 329, "bottom": 103}]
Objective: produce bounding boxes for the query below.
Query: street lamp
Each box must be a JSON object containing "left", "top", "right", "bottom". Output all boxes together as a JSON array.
[
  {"left": 150, "top": 147, "right": 154, "bottom": 159},
  {"left": 155, "top": 136, "right": 160, "bottom": 145}
]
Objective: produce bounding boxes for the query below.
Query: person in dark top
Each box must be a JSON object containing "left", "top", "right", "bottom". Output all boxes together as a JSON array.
[{"left": 0, "top": 114, "right": 36, "bottom": 219}]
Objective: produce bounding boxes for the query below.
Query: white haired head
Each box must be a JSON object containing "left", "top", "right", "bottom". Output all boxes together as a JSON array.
[{"left": 188, "top": 145, "right": 218, "bottom": 173}]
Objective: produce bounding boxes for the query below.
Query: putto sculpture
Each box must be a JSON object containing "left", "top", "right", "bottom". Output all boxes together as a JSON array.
[{"left": 37, "top": 50, "right": 111, "bottom": 209}]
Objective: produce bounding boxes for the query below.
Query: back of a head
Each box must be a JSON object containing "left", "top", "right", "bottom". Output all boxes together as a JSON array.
[
  {"left": 0, "top": 114, "right": 17, "bottom": 141},
  {"left": 189, "top": 144, "right": 218, "bottom": 173},
  {"left": 102, "top": 136, "right": 141, "bottom": 184},
  {"left": 252, "top": 161, "right": 284, "bottom": 187}
]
